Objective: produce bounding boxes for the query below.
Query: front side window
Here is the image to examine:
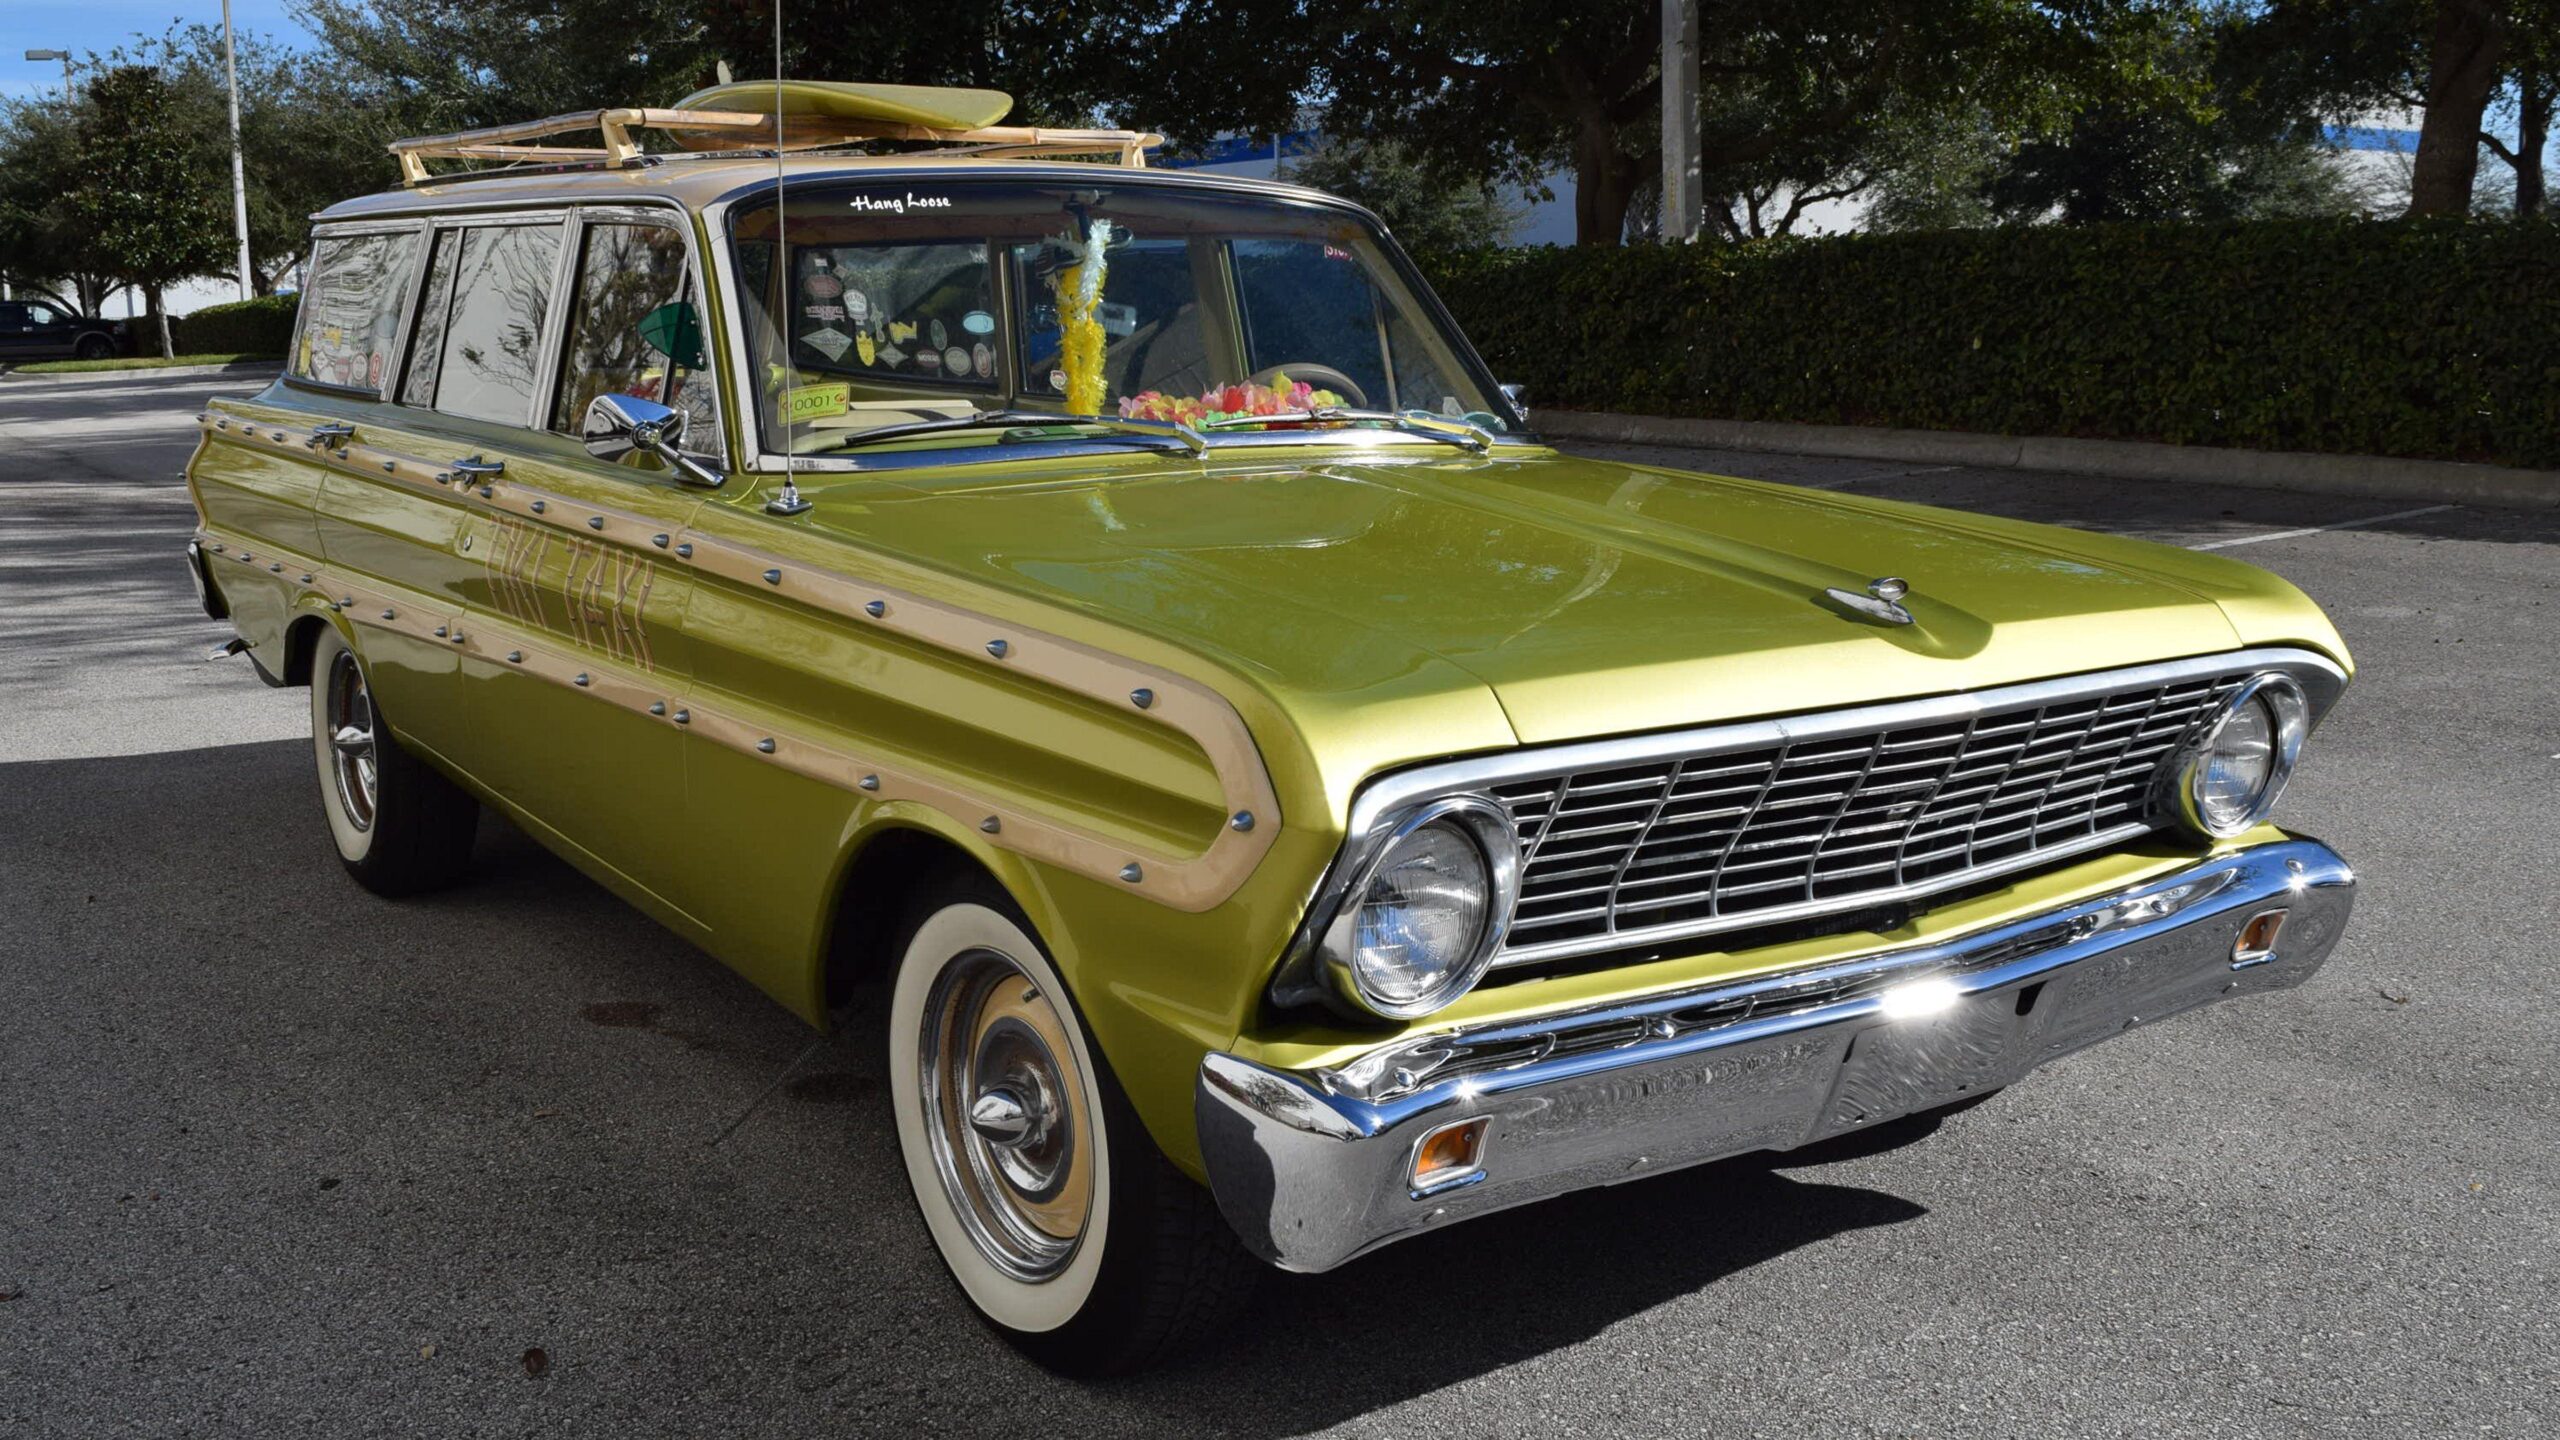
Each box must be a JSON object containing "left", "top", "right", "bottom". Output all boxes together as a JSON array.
[
  {"left": 727, "top": 181, "right": 1505, "bottom": 456},
  {"left": 412, "top": 224, "right": 562, "bottom": 426},
  {"left": 291, "top": 230, "right": 421, "bottom": 392},
  {"left": 549, "top": 221, "right": 721, "bottom": 456}
]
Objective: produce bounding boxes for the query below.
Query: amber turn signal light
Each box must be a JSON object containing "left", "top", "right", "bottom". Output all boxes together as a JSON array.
[
  {"left": 1411, "top": 1116, "right": 1489, "bottom": 1193},
  {"left": 2232, "top": 907, "right": 2288, "bottom": 968}
]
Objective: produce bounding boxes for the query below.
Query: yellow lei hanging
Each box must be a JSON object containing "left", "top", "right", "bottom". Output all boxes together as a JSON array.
[{"left": 1051, "top": 219, "right": 1114, "bottom": 414}]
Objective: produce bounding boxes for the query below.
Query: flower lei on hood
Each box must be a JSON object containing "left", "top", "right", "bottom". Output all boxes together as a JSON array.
[{"left": 1118, "top": 374, "right": 1346, "bottom": 427}]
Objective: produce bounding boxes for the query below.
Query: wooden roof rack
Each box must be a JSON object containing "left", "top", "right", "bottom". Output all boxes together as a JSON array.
[{"left": 388, "top": 102, "right": 1161, "bottom": 186}]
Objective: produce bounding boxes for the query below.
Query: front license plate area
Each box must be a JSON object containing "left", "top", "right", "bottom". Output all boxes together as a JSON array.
[{"left": 1819, "top": 985, "right": 2040, "bottom": 1134}]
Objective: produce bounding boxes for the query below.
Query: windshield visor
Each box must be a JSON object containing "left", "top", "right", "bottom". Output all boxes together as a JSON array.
[{"left": 725, "top": 179, "right": 1508, "bottom": 455}]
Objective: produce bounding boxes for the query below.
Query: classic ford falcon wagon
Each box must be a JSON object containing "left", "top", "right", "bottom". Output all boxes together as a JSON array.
[{"left": 185, "top": 84, "right": 2357, "bottom": 1373}]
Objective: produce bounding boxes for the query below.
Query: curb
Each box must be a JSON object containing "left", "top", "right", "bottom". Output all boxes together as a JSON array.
[
  {"left": 1534, "top": 410, "right": 2559, "bottom": 512},
  {"left": 0, "top": 360, "right": 284, "bottom": 386}
]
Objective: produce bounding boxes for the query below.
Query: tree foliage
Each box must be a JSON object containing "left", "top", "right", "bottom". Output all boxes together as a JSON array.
[
  {"left": 66, "top": 66, "right": 233, "bottom": 354},
  {"left": 1284, "top": 139, "right": 1525, "bottom": 253}
]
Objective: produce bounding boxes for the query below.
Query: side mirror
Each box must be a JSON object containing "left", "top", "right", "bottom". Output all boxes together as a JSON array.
[
  {"left": 582, "top": 393, "right": 723, "bottom": 489},
  {"left": 1499, "top": 382, "right": 1530, "bottom": 424}
]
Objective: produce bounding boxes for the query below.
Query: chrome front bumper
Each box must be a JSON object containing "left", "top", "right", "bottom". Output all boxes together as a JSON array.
[{"left": 1197, "top": 837, "right": 2354, "bottom": 1273}]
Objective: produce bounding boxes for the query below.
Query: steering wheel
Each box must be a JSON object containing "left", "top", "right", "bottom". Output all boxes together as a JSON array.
[{"left": 1247, "top": 363, "right": 1368, "bottom": 410}]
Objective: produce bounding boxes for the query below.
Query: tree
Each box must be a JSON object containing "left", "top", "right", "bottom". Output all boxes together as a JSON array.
[
  {"left": 0, "top": 98, "right": 121, "bottom": 313},
  {"left": 1097, "top": 1, "right": 2203, "bottom": 246},
  {"left": 69, "top": 66, "right": 231, "bottom": 355},
  {"left": 1284, "top": 138, "right": 1524, "bottom": 253}
]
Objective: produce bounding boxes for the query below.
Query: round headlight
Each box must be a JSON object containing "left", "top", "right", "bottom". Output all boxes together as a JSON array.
[
  {"left": 1322, "top": 796, "right": 1518, "bottom": 1019},
  {"left": 2168, "top": 673, "right": 2309, "bottom": 838}
]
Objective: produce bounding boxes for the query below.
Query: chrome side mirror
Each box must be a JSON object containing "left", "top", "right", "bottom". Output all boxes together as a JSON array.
[
  {"left": 582, "top": 393, "right": 724, "bottom": 489},
  {"left": 1499, "top": 382, "right": 1530, "bottom": 424}
]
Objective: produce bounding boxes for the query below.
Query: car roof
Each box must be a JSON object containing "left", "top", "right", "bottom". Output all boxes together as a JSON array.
[{"left": 315, "top": 154, "right": 1364, "bottom": 225}]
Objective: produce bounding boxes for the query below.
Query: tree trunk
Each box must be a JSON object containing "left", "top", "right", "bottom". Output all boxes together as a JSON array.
[
  {"left": 2518, "top": 70, "right": 2550, "bottom": 218},
  {"left": 146, "top": 283, "right": 173, "bottom": 359},
  {"left": 2407, "top": 0, "right": 2507, "bottom": 216},
  {"left": 1572, "top": 116, "right": 1641, "bottom": 245}
]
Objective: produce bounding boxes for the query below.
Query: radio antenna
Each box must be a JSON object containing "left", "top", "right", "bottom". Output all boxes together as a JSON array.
[{"left": 764, "top": 0, "right": 813, "bottom": 516}]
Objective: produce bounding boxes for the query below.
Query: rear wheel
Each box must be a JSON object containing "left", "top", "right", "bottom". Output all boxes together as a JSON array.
[
  {"left": 73, "top": 333, "right": 114, "bottom": 362},
  {"left": 886, "top": 877, "right": 1259, "bottom": 1374},
  {"left": 308, "top": 626, "right": 478, "bottom": 896}
]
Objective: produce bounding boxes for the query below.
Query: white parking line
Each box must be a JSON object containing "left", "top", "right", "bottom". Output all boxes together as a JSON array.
[{"left": 2187, "top": 505, "right": 2457, "bottom": 551}]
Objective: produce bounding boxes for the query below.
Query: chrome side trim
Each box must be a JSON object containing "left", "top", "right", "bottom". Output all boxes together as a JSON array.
[
  {"left": 1202, "top": 836, "right": 2355, "bottom": 1272},
  {"left": 1278, "top": 647, "right": 2348, "bottom": 992}
]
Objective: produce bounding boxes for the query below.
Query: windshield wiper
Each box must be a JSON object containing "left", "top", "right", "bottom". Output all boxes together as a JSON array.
[
  {"left": 822, "top": 411, "right": 1207, "bottom": 457},
  {"left": 1198, "top": 407, "right": 1493, "bottom": 454}
]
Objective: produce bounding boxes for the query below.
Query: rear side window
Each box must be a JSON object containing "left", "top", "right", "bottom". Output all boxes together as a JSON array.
[
  {"left": 549, "top": 222, "right": 721, "bottom": 457},
  {"left": 291, "top": 230, "right": 421, "bottom": 392},
  {"left": 406, "top": 224, "right": 562, "bottom": 426}
]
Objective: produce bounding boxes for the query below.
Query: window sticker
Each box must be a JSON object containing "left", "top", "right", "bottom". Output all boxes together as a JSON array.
[
  {"left": 782, "top": 381, "right": 850, "bottom": 422},
  {"left": 962, "top": 310, "right": 995, "bottom": 336},
  {"left": 916, "top": 349, "right": 942, "bottom": 374},
  {"left": 856, "top": 332, "right": 877, "bottom": 366},
  {"left": 802, "top": 326, "right": 854, "bottom": 362},
  {"left": 929, "top": 318, "right": 949, "bottom": 351},
  {"left": 942, "top": 345, "right": 970, "bottom": 375},
  {"left": 876, "top": 342, "right": 907, "bottom": 368},
  {"left": 971, "top": 342, "right": 994, "bottom": 379}
]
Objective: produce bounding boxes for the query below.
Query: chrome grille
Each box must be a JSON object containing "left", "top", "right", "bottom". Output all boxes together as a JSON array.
[{"left": 1490, "top": 670, "right": 2246, "bottom": 963}]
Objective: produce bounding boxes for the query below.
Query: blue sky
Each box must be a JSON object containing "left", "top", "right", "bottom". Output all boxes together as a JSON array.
[{"left": 0, "top": 0, "right": 311, "bottom": 100}]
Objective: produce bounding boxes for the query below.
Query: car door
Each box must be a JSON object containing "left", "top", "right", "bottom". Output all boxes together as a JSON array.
[
  {"left": 0, "top": 303, "right": 33, "bottom": 358},
  {"left": 24, "top": 303, "right": 77, "bottom": 357},
  {"left": 415, "top": 207, "right": 717, "bottom": 921}
]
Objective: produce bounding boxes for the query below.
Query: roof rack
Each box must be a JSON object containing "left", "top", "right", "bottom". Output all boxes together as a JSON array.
[{"left": 388, "top": 107, "right": 1162, "bottom": 186}]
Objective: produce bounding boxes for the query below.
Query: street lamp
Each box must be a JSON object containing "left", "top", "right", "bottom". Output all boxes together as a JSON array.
[{"left": 23, "top": 48, "right": 73, "bottom": 105}]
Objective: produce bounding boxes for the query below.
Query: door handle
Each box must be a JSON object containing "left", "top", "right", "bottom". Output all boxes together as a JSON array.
[
  {"left": 448, "top": 455, "right": 506, "bottom": 479},
  {"left": 308, "top": 422, "right": 356, "bottom": 449}
]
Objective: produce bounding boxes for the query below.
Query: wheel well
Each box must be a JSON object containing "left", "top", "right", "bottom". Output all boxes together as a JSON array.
[
  {"left": 281, "top": 613, "right": 330, "bottom": 687},
  {"left": 822, "top": 828, "right": 994, "bottom": 1011}
]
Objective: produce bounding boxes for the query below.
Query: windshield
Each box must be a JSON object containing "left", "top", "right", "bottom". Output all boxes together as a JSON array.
[{"left": 726, "top": 179, "right": 1510, "bottom": 455}]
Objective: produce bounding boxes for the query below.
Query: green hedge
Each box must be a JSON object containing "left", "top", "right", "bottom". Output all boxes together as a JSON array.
[
  {"left": 1424, "top": 218, "right": 2560, "bottom": 469},
  {"left": 170, "top": 293, "right": 298, "bottom": 358}
]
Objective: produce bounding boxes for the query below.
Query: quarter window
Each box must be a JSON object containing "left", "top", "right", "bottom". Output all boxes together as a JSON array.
[
  {"left": 410, "top": 224, "right": 562, "bottom": 426},
  {"left": 549, "top": 222, "right": 721, "bottom": 457},
  {"left": 291, "top": 230, "right": 421, "bottom": 392}
]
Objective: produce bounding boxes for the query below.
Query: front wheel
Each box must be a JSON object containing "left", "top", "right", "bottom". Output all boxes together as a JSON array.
[
  {"left": 886, "top": 880, "right": 1258, "bottom": 1374},
  {"left": 73, "top": 333, "right": 115, "bottom": 362},
  {"left": 308, "top": 626, "right": 478, "bottom": 895}
]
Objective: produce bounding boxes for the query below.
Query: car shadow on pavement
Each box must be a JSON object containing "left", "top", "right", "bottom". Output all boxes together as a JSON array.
[{"left": 0, "top": 737, "right": 1932, "bottom": 1435}]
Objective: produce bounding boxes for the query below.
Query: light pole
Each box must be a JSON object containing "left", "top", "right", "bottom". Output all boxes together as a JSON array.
[
  {"left": 23, "top": 48, "right": 73, "bottom": 105},
  {"left": 1659, "top": 0, "right": 1701, "bottom": 241},
  {"left": 220, "top": 1, "right": 254, "bottom": 300}
]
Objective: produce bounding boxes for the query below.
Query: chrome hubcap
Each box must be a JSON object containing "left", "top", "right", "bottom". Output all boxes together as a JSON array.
[
  {"left": 325, "top": 651, "right": 377, "bottom": 832},
  {"left": 920, "top": 950, "right": 1090, "bottom": 1282}
]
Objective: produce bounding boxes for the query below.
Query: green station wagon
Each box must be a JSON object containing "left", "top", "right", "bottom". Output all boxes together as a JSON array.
[{"left": 185, "top": 84, "right": 2359, "bottom": 1373}]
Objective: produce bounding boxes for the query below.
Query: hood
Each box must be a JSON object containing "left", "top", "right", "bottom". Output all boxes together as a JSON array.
[{"left": 806, "top": 448, "right": 2277, "bottom": 749}]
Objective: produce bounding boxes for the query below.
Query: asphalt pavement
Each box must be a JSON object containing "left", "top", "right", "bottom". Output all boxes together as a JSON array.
[{"left": 3, "top": 374, "right": 2554, "bottom": 1438}]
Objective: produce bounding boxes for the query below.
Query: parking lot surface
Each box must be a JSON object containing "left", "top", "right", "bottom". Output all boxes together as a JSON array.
[{"left": 3, "top": 375, "right": 2554, "bottom": 1438}]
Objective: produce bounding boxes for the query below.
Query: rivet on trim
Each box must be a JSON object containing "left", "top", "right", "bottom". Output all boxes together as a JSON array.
[
  {"left": 449, "top": 631, "right": 464, "bottom": 645},
  {"left": 675, "top": 543, "right": 693, "bottom": 559},
  {"left": 864, "top": 599, "right": 886, "bottom": 619},
  {"left": 763, "top": 568, "right": 782, "bottom": 586},
  {"left": 573, "top": 673, "right": 591, "bottom": 687},
  {"left": 506, "top": 651, "right": 523, "bottom": 664},
  {"left": 672, "top": 709, "right": 690, "bottom": 726},
  {"left": 433, "top": 626, "right": 448, "bottom": 639},
  {"left": 1230, "top": 810, "right": 1256, "bottom": 833},
  {"left": 380, "top": 609, "right": 395, "bottom": 620},
  {"left": 478, "top": 486, "right": 493, "bottom": 500},
  {"left": 530, "top": 500, "right": 546, "bottom": 514},
  {"left": 335, "top": 449, "right": 350, "bottom": 461},
  {"left": 649, "top": 702, "right": 666, "bottom": 716},
  {"left": 268, "top": 563, "right": 283, "bottom": 573},
  {"left": 1129, "top": 687, "right": 1154, "bottom": 709},
  {"left": 382, "top": 461, "right": 397, "bottom": 473},
  {"left": 651, "top": 533, "right": 670, "bottom": 549},
  {"left": 299, "top": 574, "right": 314, "bottom": 585},
  {"left": 340, "top": 596, "right": 353, "bottom": 608},
  {"left": 216, "top": 419, "right": 229, "bottom": 429},
  {"left": 756, "top": 738, "right": 777, "bottom": 754},
  {"left": 985, "top": 639, "right": 1009, "bottom": 659},
  {"left": 588, "top": 516, "right": 605, "bottom": 531},
  {"left": 980, "top": 816, "right": 1002, "bottom": 834},
  {"left": 1120, "top": 862, "right": 1143, "bottom": 883},
  {"left": 209, "top": 543, "right": 225, "bottom": 553},
  {"left": 434, "top": 473, "right": 451, "bottom": 485},
  {"left": 858, "top": 774, "right": 880, "bottom": 791}
]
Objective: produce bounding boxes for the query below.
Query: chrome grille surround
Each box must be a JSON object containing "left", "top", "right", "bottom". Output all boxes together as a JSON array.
[{"left": 1280, "top": 647, "right": 2347, "bottom": 990}]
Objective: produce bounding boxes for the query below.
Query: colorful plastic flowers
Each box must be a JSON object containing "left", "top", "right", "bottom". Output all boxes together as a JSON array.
[{"left": 1118, "top": 374, "right": 1345, "bottom": 426}]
